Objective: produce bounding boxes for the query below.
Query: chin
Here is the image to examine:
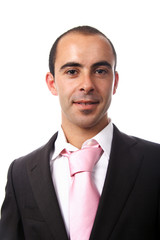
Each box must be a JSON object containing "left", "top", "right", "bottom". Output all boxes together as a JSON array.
[{"left": 74, "top": 119, "right": 103, "bottom": 130}]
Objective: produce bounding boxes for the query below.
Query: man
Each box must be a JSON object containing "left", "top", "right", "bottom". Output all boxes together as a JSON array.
[{"left": 0, "top": 26, "right": 160, "bottom": 240}]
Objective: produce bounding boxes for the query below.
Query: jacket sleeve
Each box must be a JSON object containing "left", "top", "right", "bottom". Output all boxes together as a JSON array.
[{"left": 0, "top": 161, "right": 25, "bottom": 240}]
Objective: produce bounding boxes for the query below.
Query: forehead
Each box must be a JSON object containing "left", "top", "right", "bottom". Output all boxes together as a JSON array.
[{"left": 55, "top": 33, "right": 115, "bottom": 68}]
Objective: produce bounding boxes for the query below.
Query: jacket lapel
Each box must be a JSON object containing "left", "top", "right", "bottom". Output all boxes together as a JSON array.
[
  {"left": 90, "top": 125, "right": 144, "bottom": 240},
  {"left": 26, "top": 133, "right": 69, "bottom": 240}
]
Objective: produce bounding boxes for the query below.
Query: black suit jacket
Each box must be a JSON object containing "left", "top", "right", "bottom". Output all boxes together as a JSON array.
[{"left": 0, "top": 125, "right": 160, "bottom": 240}]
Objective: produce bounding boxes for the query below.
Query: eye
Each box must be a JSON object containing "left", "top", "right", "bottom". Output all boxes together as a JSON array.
[
  {"left": 95, "top": 69, "right": 108, "bottom": 75},
  {"left": 66, "top": 69, "right": 78, "bottom": 75}
]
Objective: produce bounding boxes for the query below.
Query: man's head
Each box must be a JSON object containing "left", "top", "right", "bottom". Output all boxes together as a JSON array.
[
  {"left": 49, "top": 26, "right": 117, "bottom": 77},
  {"left": 46, "top": 26, "right": 119, "bottom": 135}
]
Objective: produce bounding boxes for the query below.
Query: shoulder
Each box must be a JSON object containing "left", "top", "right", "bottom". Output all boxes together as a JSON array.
[
  {"left": 113, "top": 124, "right": 160, "bottom": 155},
  {"left": 133, "top": 135, "right": 160, "bottom": 149},
  {"left": 132, "top": 136, "right": 160, "bottom": 161},
  {"left": 11, "top": 132, "right": 58, "bottom": 173}
]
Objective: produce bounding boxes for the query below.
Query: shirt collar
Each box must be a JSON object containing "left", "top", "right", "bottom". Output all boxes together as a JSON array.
[
  {"left": 82, "top": 121, "right": 113, "bottom": 158},
  {"left": 52, "top": 121, "right": 113, "bottom": 161},
  {"left": 52, "top": 128, "right": 78, "bottom": 160}
]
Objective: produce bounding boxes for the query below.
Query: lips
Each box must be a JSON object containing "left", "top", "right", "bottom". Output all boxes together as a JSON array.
[
  {"left": 73, "top": 100, "right": 99, "bottom": 111},
  {"left": 74, "top": 101, "right": 99, "bottom": 105}
]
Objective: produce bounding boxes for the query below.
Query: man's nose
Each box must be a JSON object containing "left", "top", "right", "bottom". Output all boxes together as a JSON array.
[{"left": 79, "top": 74, "right": 95, "bottom": 94}]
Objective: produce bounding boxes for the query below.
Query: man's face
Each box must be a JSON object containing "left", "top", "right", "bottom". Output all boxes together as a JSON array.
[{"left": 47, "top": 33, "right": 118, "bottom": 131}]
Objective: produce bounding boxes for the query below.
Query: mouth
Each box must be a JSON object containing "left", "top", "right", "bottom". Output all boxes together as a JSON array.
[
  {"left": 73, "top": 100, "right": 99, "bottom": 111},
  {"left": 73, "top": 99, "right": 99, "bottom": 104},
  {"left": 74, "top": 101, "right": 99, "bottom": 105}
]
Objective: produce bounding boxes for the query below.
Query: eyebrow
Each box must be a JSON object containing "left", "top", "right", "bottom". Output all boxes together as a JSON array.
[
  {"left": 92, "top": 61, "right": 112, "bottom": 69},
  {"left": 60, "top": 62, "right": 83, "bottom": 71},
  {"left": 59, "top": 60, "right": 112, "bottom": 71}
]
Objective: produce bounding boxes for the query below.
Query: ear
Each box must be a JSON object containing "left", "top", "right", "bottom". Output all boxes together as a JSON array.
[
  {"left": 113, "top": 71, "right": 119, "bottom": 95},
  {"left": 46, "top": 72, "right": 58, "bottom": 96}
]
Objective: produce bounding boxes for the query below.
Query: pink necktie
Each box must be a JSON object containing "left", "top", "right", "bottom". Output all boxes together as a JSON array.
[{"left": 61, "top": 140, "right": 102, "bottom": 240}]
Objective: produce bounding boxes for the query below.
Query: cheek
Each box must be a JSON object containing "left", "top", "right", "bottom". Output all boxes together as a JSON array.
[
  {"left": 57, "top": 88, "right": 71, "bottom": 111},
  {"left": 98, "top": 81, "right": 113, "bottom": 97}
]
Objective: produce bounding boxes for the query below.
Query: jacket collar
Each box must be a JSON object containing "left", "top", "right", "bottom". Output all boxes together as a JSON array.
[
  {"left": 90, "top": 125, "right": 144, "bottom": 239},
  {"left": 27, "top": 132, "right": 69, "bottom": 240}
]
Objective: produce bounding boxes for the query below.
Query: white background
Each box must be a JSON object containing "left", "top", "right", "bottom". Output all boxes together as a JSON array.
[{"left": 0, "top": 0, "right": 160, "bottom": 207}]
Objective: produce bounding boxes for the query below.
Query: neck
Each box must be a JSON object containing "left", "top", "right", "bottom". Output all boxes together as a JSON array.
[{"left": 61, "top": 118, "right": 109, "bottom": 149}]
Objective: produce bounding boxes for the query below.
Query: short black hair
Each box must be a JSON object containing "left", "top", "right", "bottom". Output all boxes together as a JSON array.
[{"left": 49, "top": 25, "right": 117, "bottom": 76}]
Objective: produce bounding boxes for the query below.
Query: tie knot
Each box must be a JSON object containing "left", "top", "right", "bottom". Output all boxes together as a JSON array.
[{"left": 61, "top": 141, "right": 102, "bottom": 176}]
